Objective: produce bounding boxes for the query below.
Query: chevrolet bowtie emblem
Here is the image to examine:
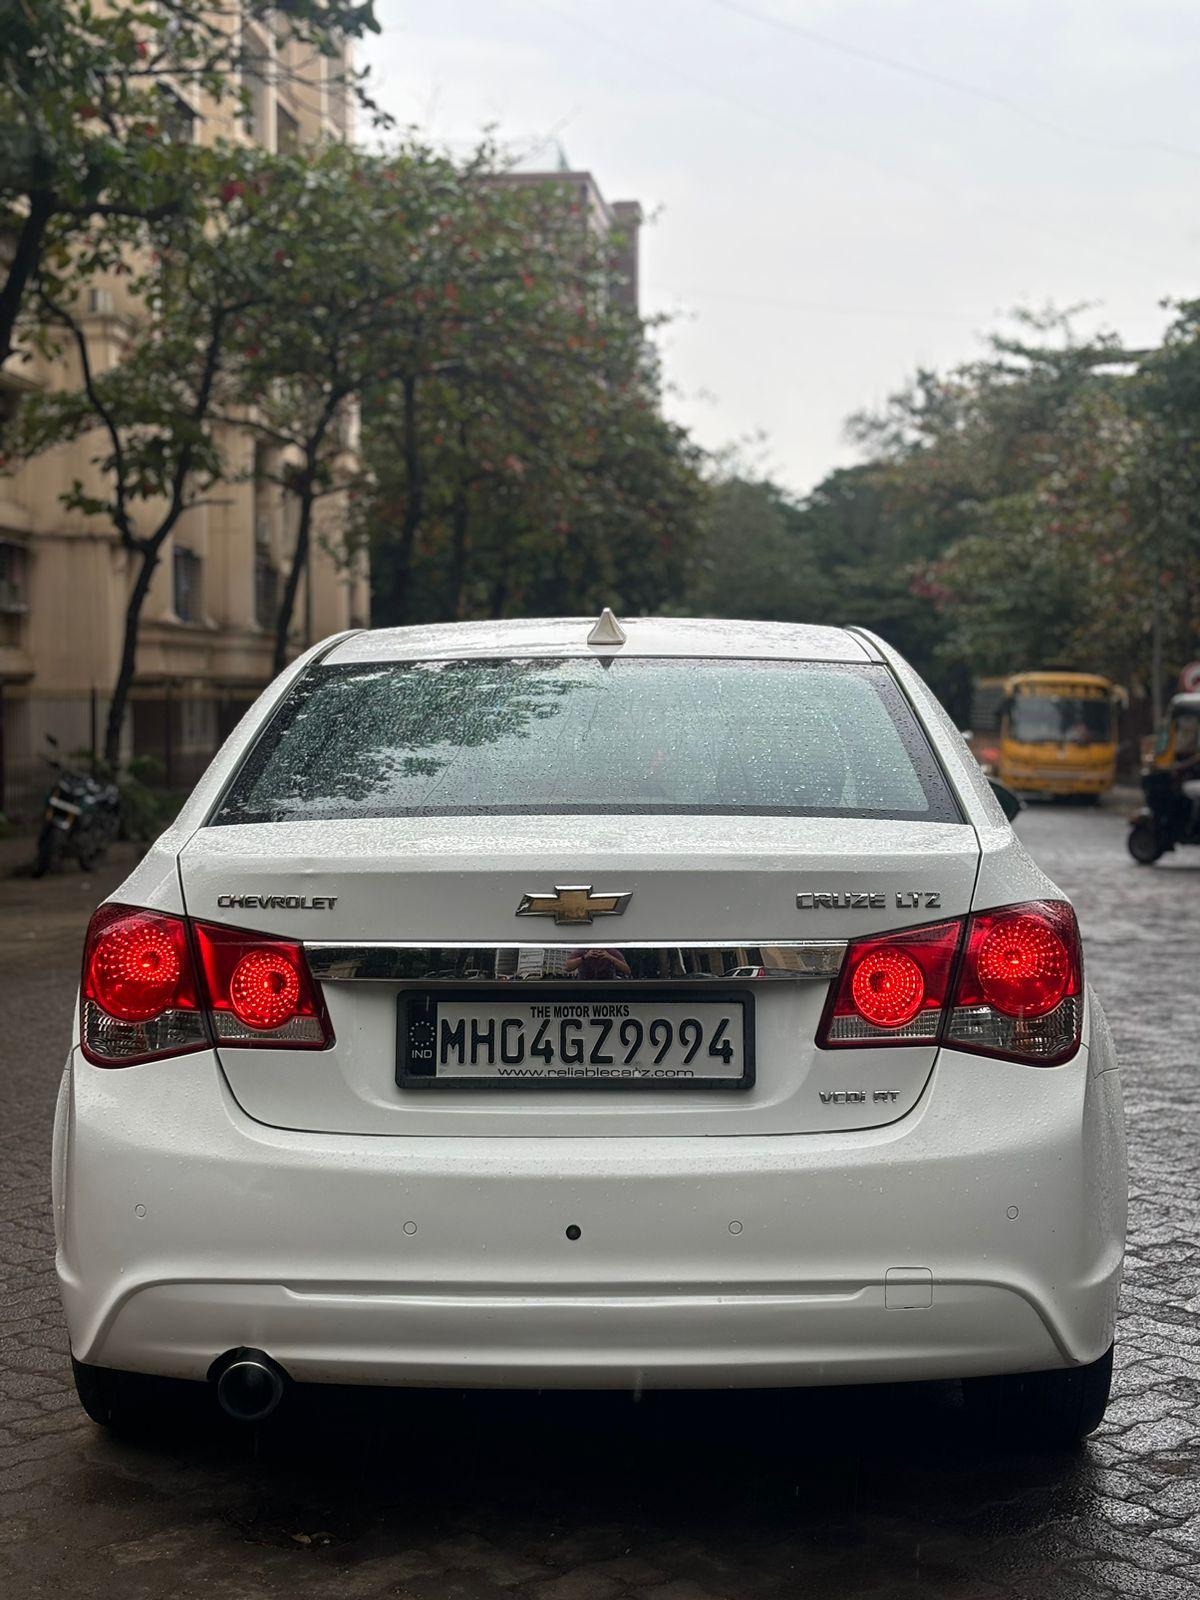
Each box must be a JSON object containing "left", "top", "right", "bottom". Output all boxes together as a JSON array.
[{"left": 515, "top": 885, "right": 632, "bottom": 925}]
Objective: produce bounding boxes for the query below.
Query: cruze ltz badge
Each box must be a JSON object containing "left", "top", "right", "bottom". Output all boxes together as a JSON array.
[
  {"left": 797, "top": 890, "right": 942, "bottom": 910},
  {"left": 516, "top": 885, "right": 632, "bottom": 925}
]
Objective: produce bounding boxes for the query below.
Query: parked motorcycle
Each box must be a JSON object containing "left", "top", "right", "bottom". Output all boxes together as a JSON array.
[
  {"left": 1127, "top": 692, "right": 1200, "bottom": 864},
  {"left": 33, "top": 738, "right": 121, "bottom": 877}
]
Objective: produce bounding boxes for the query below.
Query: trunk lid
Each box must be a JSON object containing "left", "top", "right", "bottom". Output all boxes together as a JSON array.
[{"left": 178, "top": 813, "right": 979, "bottom": 1136}]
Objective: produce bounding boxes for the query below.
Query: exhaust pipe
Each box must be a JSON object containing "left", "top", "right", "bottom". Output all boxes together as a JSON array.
[{"left": 212, "top": 1348, "right": 286, "bottom": 1422}]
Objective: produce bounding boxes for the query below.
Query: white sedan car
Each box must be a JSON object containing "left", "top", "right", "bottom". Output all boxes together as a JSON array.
[{"left": 54, "top": 616, "right": 1126, "bottom": 1443}]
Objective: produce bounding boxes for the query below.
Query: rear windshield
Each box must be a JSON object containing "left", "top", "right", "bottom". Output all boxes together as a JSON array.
[{"left": 211, "top": 658, "right": 960, "bottom": 825}]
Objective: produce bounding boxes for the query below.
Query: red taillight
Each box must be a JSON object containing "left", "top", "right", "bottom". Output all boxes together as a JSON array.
[
  {"left": 969, "top": 911, "right": 1071, "bottom": 1018},
  {"left": 851, "top": 946, "right": 925, "bottom": 1027},
  {"left": 79, "top": 906, "right": 332, "bottom": 1063},
  {"left": 88, "top": 913, "right": 187, "bottom": 1022},
  {"left": 819, "top": 920, "right": 962, "bottom": 1048},
  {"left": 229, "top": 949, "right": 302, "bottom": 1029},
  {"left": 81, "top": 905, "right": 206, "bottom": 1066},
  {"left": 818, "top": 901, "right": 1083, "bottom": 1066},
  {"left": 946, "top": 900, "right": 1082, "bottom": 1064},
  {"left": 194, "top": 921, "right": 331, "bottom": 1048}
]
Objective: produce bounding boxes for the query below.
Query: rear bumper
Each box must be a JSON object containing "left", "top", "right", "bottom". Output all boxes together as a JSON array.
[{"left": 53, "top": 1026, "right": 1126, "bottom": 1390}]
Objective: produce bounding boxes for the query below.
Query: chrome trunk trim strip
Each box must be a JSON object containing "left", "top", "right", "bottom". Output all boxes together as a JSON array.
[{"left": 305, "top": 941, "right": 847, "bottom": 984}]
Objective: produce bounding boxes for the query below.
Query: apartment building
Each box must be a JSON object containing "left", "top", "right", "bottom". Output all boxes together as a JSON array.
[
  {"left": 0, "top": 18, "right": 369, "bottom": 816},
  {"left": 493, "top": 157, "right": 643, "bottom": 315}
]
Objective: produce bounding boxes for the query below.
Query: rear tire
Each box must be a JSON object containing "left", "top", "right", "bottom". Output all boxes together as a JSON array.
[
  {"left": 962, "top": 1343, "right": 1114, "bottom": 1447},
  {"left": 71, "top": 1356, "right": 195, "bottom": 1433},
  {"left": 32, "top": 825, "right": 60, "bottom": 878},
  {"left": 76, "top": 839, "right": 106, "bottom": 872},
  {"left": 1127, "top": 819, "right": 1163, "bottom": 864},
  {"left": 71, "top": 1356, "right": 123, "bottom": 1426}
]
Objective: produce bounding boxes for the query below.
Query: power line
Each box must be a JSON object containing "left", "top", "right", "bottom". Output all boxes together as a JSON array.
[
  {"left": 707, "top": 0, "right": 1200, "bottom": 163},
  {"left": 520, "top": 0, "right": 1183, "bottom": 276},
  {"left": 648, "top": 282, "right": 987, "bottom": 324},
  {"left": 522, "top": 0, "right": 940, "bottom": 199}
]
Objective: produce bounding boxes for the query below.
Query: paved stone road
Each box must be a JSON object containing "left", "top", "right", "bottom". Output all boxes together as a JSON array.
[{"left": 1, "top": 806, "right": 1197, "bottom": 1599}]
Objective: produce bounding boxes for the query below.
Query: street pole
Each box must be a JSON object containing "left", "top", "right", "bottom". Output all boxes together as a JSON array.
[{"left": 1151, "top": 548, "right": 1163, "bottom": 728}]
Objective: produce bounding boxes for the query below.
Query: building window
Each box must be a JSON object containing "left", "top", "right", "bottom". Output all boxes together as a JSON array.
[
  {"left": 255, "top": 548, "right": 279, "bottom": 630},
  {"left": 157, "top": 86, "right": 197, "bottom": 144},
  {"left": 253, "top": 441, "right": 280, "bottom": 629},
  {"left": 331, "top": 397, "right": 359, "bottom": 451},
  {"left": 325, "top": 41, "right": 351, "bottom": 137},
  {"left": 0, "top": 538, "right": 28, "bottom": 647},
  {"left": 173, "top": 547, "right": 203, "bottom": 623},
  {"left": 240, "top": 23, "right": 273, "bottom": 148},
  {"left": 276, "top": 103, "right": 299, "bottom": 155},
  {"left": 0, "top": 539, "right": 29, "bottom": 614},
  {"left": 0, "top": 375, "right": 26, "bottom": 442}
]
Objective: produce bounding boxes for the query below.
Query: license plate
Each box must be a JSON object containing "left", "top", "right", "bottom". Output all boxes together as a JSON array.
[{"left": 397, "top": 988, "right": 753, "bottom": 1091}]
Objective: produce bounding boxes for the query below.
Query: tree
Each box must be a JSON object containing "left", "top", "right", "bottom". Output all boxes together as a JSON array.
[
  {"left": 0, "top": 0, "right": 380, "bottom": 375},
  {"left": 360, "top": 168, "right": 706, "bottom": 627},
  {"left": 1130, "top": 301, "right": 1200, "bottom": 716},
  {"left": 673, "top": 310, "right": 1162, "bottom": 719},
  {"left": 217, "top": 139, "right": 616, "bottom": 661},
  {"left": 364, "top": 357, "right": 707, "bottom": 627},
  {"left": 364, "top": 160, "right": 624, "bottom": 625},
  {"left": 684, "top": 477, "right": 807, "bottom": 621},
  {"left": 927, "top": 381, "right": 1144, "bottom": 681},
  {"left": 11, "top": 146, "right": 277, "bottom": 765},
  {"left": 215, "top": 144, "right": 422, "bottom": 672},
  {"left": 816, "top": 306, "right": 1196, "bottom": 721}
]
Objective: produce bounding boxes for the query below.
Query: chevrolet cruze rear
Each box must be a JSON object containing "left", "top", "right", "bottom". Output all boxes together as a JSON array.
[{"left": 53, "top": 618, "right": 1126, "bottom": 1443}]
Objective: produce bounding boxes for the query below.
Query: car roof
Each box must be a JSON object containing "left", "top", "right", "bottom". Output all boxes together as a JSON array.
[
  {"left": 324, "top": 617, "right": 876, "bottom": 664},
  {"left": 1008, "top": 670, "right": 1114, "bottom": 688}
]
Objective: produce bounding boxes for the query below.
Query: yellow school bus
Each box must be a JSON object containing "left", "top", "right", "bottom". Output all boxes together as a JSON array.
[{"left": 997, "top": 672, "right": 1125, "bottom": 800}]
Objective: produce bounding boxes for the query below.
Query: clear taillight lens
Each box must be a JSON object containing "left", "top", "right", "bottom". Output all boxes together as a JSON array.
[
  {"left": 193, "top": 921, "right": 332, "bottom": 1048},
  {"left": 817, "top": 901, "right": 1083, "bottom": 1066},
  {"left": 81, "top": 904, "right": 207, "bottom": 1066}
]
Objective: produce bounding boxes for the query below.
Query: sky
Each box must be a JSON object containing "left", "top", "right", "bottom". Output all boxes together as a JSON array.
[{"left": 362, "top": 1, "right": 1200, "bottom": 494}]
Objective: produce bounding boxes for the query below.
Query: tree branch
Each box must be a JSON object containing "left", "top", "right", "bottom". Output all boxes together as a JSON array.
[
  {"left": 0, "top": 191, "right": 56, "bottom": 370},
  {"left": 38, "top": 287, "right": 141, "bottom": 552}
]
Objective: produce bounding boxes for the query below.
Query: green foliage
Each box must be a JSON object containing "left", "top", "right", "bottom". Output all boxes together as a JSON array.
[
  {"left": 678, "top": 464, "right": 972, "bottom": 715},
  {"left": 790, "top": 308, "right": 1198, "bottom": 716},
  {"left": 676, "top": 307, "right": 1199, "bottom": 724},
  {"left": 358, "top": 165, "right": 708, "bottom": 626},
  {"left": 116, "top": 758, "right": 184, "bottom": 840},
  {"left": 906, "top": 316, "right": 1198, "bottom": 710},
  {"left": 8, "top": 133, "right": 710, "bottom": 757},
  {"left": 8, "top": 141, "right": 319, "bottom": 764},
  {"left": 73, "top": 752, "right": 177, "bottom": 840},
  {"left": 11, "top": 144, "right": 290, "bottom": 543},
  {"left": 0, "top": 0, "right": 380, "bottom": 370},
  {"left": 14, "top": 3, "right": 1190, "bottom": 748},
  {"left": 686, "top": 478, "right": 809, "bottom": 622}
]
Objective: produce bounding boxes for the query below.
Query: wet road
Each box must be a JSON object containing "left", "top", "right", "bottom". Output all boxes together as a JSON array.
[{"left": 1, "top": 805, "right": 1197, "bottom": 1599}]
